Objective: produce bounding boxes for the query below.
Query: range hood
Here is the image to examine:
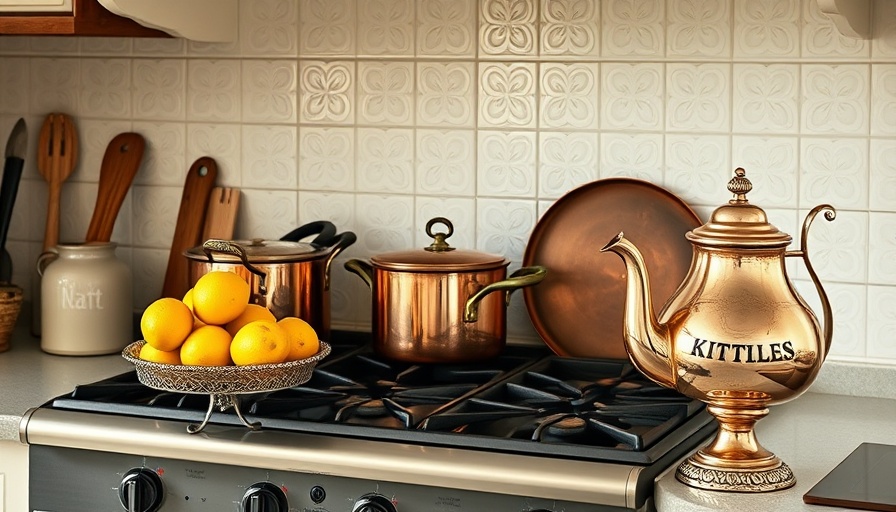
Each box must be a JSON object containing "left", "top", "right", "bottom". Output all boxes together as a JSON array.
[{"left": 96, "top": 0, "right": 236, "bottom": 42}]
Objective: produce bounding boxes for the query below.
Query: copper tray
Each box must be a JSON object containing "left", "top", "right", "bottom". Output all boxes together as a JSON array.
[{"left": 523, "top": 178, "right": 701, "bottom": 359}]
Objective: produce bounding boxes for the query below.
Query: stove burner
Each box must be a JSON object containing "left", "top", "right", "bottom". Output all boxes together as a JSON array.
[{"left": 543, "top": 416, "right": 587, "bottom": 437}]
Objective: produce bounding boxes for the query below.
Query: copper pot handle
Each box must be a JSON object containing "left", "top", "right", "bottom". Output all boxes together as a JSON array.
[
  {"left": 463, "top": 265, "right": 547, "bottom": 322},
  {"left": 202, "top": 239, "right": 269, "bottom": 302},
  {"left": 343, "top": 258, "right": 373, "bottom": 288},
  {"left": 322, "top": 231, "right": 357, "bottom": 290}
]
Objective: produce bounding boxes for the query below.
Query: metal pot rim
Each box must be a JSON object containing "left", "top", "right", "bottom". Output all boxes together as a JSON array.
[{"left": 183, "top": 238, "right": 330, "bottom": 264}]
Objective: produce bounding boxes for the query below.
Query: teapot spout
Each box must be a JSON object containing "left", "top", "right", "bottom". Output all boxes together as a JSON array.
[{"left": 601, "top": 233, "right": 675, "bottom": 389}]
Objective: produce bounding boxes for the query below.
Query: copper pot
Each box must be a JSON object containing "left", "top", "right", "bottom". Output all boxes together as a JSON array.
[
  {"left": 345, "top": 217, "right": 546, "bottom": 363},
  {"left": 184, "top": 221, "right": 356, "bottom": 341}
]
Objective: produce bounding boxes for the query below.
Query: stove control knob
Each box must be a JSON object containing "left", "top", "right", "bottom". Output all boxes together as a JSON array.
[
  {"left": 351, "top": 493, "right": 397, "bottom": 512},
  {"left": 241, "top": 482, "right": 288, "bottom": 512},
  {"left": 118, "top": 468, "right": 164, "bottom": 512}
]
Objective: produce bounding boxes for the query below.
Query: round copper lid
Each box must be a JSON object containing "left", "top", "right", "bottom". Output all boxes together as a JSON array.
[
  {"left": 370, "top": 217, "right": 509, "bottom": 272},
  {"left": 184, "top": 238, "right": 326, "bottom": 263},
  {"left": 687, "top": 168, "right": 792, "bottom": 248}
]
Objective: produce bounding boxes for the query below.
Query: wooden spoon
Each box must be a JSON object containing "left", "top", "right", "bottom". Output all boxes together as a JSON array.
[
  {"left": 160, "top": 156, "right": 218, "bottom": 299},
  {"left": 37, "top": 113, "right": 78, "bottom": 251},
  {"left": 84, "top": 132, "right": 145, "bottom": 243}
]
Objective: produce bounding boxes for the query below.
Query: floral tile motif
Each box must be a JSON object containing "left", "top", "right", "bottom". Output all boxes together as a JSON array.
[
  {"left": 241, "top": 125, "right": 297, "bottom": 189},
  {"left": 415, "top": 196, "right": 476, "bottom": 248},
  {"left": 477, "top": 130, "right": 536, "bottom": 197},
  {"left": 666, "top": 0, "right": 730, "bottom": 58},
  {"left": 357, "top": 128, "right": 414, "bottom": 194},
  {"left": 240, "top": 0, "right": 298, "bottom": 56},
  {"left": 800, "top": 137, "right": 869, "bottom": 209},
  {"left": 358, "top": 62, "right": 414, "bottom": 125},
  {"left": 868, "top": 212, "right": 896, "bottom": 285},
  {"left": 80, "top": 59, "right": 131, "bottom": 119},
  {"left": 355, "top": 194, "right": 415, "bottom": 253},
  {"left": 131, "top": 185, "right": 179, "bottom": 248},
  {"left": 297, "top": 191, "right": 355, "bottom": 239},
  {"left": 601, "top": 0, "right": 664, "bottom": 57},
  {"left": 871, "top": 64, "right": 896, "bottom": 136},
  {"left": 187, "top": 124, "right": 242, "bottom": 187},
  {"left": 870, "top": 139, "right": 896, "bottom": 211},
  {"left": 417, "top": 0, "right": 476, "bottom": 56},
  {"left": 732, "top": 64, "right": 799, "bottom": 134},
  {"left": 867, "top": 285, "right": 896, "bottom": 360},
  {"left": 541, "top": 131, "right": 599, "bottom": 198},
  {"left": 81, "top": 37, "right": 133, "bottom": 56},
  {"left": 601, "top": 63, "right": 663, "bottom": 130},
  {"left": 131, "top": 121, "right": 186, "bottom": 187},
  {"left": 133, "top": 59, "right": 185, "bottom": 121},
  {"left": 733, "top": 0, "right": 799, "bottom": 58},
  {"left": 132, "top": 38, "right": 185, "bottom": 56},
  {"left": 242, "top": 60, "right": 297, "bottom": 123},
  {"left": 540, "top": 0, "right": 600, "bottom": 56},
  {"left": 801, "top": 64, "right": 869, "bottom": 134},
  {"left": 664, "top": 134, "right": 731, "bottom": 206},
  {"left": 731, "top": 136, "right": 798, "bottom": 208},
  {"left": 799, "top": 209, "right": 868, "bottom": 284},
  {"left": 479, "top": 0, "right": 537, "bottom": 56},
  {"left": 415, "top": 129, "right": 475, "bottom": 196},
  {"left": 299, "top": 127, "right": 355, "bottom": 191},
  {"left": 358, "top": 0, "right": 415, "bottom": 57},
  {"left": 417, "top": 62, "right": 475, "bottom": 127},
  {"left": 299, "top": 61, "right": 354, "bottom": 124},
  {"left": 666, "top": 63, "right": 729, "bottom": 132},
  {"left": 238, "top": 189, "right": 298, "bottom": 240},
  {"left": 299, "top": 0, "right": 356, "bottom": 56},
  {"left": 802, "top": 0, "right": 869, "bottom": 59},
  {"left": 539, "top": 62, "right": 598, "bottom": 128},
  {"left": 476, "top": 198, "right": 536, "bottom": 260},
  {"left": 598, "top": 132, "right": 662, "bottom": 182},
  {"left": 478, "top": 62, "right": 536, "bottom": 128},
  {"left": 187, "top": 60, "right": 241, "bottom": 122},
  {"left": 29, "top": 58, "right": 79, "bottom": 116}
]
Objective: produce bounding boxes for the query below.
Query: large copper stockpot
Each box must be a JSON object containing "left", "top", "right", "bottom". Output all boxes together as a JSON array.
[
  {"left": 184, "top": 221, "right": 356, "bottom": 341},
  {"left": 345, "top": 217, "right": 546, "bottom": 363}
]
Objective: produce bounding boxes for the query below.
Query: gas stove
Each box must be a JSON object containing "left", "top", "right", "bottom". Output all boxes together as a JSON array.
[{"left": 21, "top": 332, "right": 715, "bottom": 512}]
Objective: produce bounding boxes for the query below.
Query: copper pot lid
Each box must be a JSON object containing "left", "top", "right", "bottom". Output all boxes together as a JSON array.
[
  {"left": 184, "top": 238, "right": 328, "bottom": 263},
  {"left": 687, "top": 168, "right": 792, "bottom": 248},
  {"left": 370, "top": 217, "right": 509, "bottom": 272}
]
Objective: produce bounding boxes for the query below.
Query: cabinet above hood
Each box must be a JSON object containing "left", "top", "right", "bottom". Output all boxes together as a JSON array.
[{"left": 95, "top": 0, "right": 236, "bottom": 42}]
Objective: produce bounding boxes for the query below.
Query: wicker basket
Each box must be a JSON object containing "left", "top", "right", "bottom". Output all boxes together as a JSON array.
[
  {"left": 122, "top": 340, "right": 331, "bottom": 395},
  {"left": 0, "top": 285, "right": 23, "bottom": 353}
]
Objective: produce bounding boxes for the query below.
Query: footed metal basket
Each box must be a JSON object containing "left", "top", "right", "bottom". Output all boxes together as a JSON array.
[{"left": 123, "top": 340, "right": 331, "bottom": 433}]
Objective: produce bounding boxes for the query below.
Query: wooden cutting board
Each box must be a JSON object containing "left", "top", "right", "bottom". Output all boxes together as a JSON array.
[
  {"left": 160, "top": 157, "right": 218, "bottom": 299},
  {"left": 201, "top": 187, "right": 240, "bottom": 241}
]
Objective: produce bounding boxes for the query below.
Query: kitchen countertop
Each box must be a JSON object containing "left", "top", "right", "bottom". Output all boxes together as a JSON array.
[{"left": 2, "top": 308, "right": 896, "bottom": 511}]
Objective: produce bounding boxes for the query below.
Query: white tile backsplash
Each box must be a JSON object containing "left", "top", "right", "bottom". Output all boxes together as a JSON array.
[{"left": 3, "top": 0, "right": 896, "bottom": 368}]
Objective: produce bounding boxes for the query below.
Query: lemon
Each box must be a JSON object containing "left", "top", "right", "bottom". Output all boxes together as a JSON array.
[
  {"left": 278, "top": 317, "right": 320, "bottom": 361},
  {"left": 182, "top": 288, "right": 206, "bottom": 330},
  {"left": 139, "top": 342, "right": 182, "bottom": 365},
  {"left": 180, "top": 325, "right": 233, "bottom": 366},
  {"left": 191, "top": 271, "right": 251, "bottom": 325},
  {"left": 140, "top": 297, "right": 194, "bottom": 351},
  {"left": 230, "top": 321, "right": 290, "bottom": 366},
  {"left": 226, "top": 304, "right": 277, "bottom": 337}
]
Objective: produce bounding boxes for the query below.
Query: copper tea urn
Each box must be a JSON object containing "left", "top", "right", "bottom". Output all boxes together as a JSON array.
[{"left": 601, "top": 168, "right": 836, "bottom": 492}]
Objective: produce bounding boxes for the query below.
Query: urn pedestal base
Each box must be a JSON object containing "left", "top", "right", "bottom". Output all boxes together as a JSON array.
[{"left": 676, "top": 390, "right": 796, "bottom": 492}]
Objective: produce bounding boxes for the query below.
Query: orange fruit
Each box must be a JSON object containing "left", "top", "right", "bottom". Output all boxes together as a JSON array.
[
  {"left": 139, "top": 342, "right": 182, "bottom": 365},
  {"left": 182, "top": 288, "right": 206, "bottom": 329},
  {"left": 191, "top": 271, "right": 251, "bottom": 325},
  {"left": 225, "top": 304, "right": 277, "bottom": 337},
  {"left": 180, "top": 325, "right": 233, "bottom": 366},
  {"left": 278, "top": 317, "right": 320, "bottom": 361},
  {"left": 140, "top": 297, "right": 194, "bottom": 351},
  {"left": 230, "top": 321, "right": 290, "bottom": 366}
]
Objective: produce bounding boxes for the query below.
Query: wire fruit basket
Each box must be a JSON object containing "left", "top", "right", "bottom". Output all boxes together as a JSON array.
[{"left": 123, "top": 340, "right": 331, "bottom": 433}]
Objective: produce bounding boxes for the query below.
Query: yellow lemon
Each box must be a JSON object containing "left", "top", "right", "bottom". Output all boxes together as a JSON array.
[
  {"left": 225, "top": 304, "right": 277, "bottom": 337},
  {"left": 191, "top": 271, "right": 251, "bottom": 325},
  {"left": 230, "top": 321, "right": 290, "bottom": 366},
  {"left": 139, "top": 342, "right": 182, "bottom": 365},
  {"left": 278, "top": 317, "right": 320, "bottom": 361},
  {"left": 140, "top": 297, "right": 194, "bottom": 351},
  {"left": 182, "top": 288, "right": 206, "bottom": 330},
  {"left": 180, "top": 325, "right": 233, "bottom": 366}
]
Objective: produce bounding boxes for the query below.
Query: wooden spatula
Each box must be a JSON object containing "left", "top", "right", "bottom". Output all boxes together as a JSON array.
[
  {"left": 201, "top": 187, "right": 240, "bottom": 241},
  {"left": 37, "top": 113, "right": 78, "bottom": 251},
  {"left": 161, "top": 156, "right": 218, "bottom": 299},
  {"left": 85, "top": 132, "right": 145, "bottom": 243}
]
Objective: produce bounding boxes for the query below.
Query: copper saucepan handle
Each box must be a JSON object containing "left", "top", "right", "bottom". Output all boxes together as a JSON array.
[
  {"left": 344, "top": 258, "right": 373, "bottom": 288},
  {"left": 464, "top": 265, "right": 547, "bottom": 322},
  {"left": 202, "top": 239, "right": 269, "bottom": 304}
]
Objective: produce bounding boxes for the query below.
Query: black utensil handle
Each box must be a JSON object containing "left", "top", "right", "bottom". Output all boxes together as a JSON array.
[
  {"left": 0, "top": 156, "right": 24, "bottom": 247},
  {"left": 280, "top": 220, "right": 337, "bottom": 246}
]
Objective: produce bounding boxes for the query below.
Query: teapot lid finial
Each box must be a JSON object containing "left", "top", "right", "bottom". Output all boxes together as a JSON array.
[{"left": 728, "top": 167, "right": 752, "bottom": 202}]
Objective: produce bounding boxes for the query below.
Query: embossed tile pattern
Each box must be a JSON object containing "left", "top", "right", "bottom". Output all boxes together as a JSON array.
[{"left": 2, "top": 0, "right": 895, "bottom": 365}]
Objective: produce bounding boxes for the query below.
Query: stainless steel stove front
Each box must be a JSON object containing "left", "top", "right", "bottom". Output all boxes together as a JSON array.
[{"left": 22, "top": 408, "right": 712, "bottom": 512}]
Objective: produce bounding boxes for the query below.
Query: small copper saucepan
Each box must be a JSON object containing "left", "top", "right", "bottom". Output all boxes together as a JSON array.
[{"left": 345, "top": 217, "right": 546, "bottom": 363}]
